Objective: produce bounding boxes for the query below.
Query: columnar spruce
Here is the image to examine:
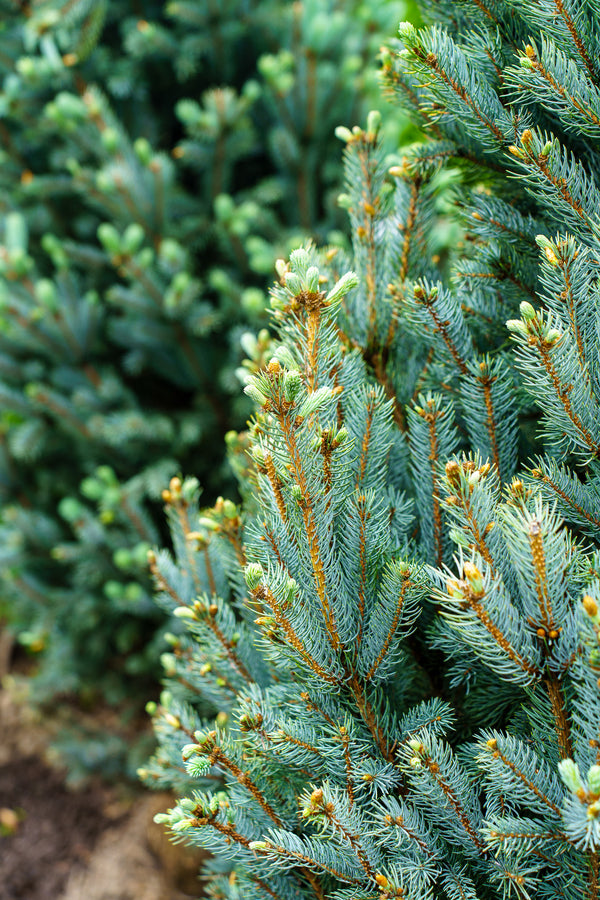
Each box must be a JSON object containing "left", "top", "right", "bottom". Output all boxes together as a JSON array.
[{"left": 145, "top": 0, "right": 600, "bottom": 897}]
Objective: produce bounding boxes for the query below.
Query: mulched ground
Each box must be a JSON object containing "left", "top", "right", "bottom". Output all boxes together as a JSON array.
[{"left": 0, "top": 755, "right": 113, "bottom": 900}]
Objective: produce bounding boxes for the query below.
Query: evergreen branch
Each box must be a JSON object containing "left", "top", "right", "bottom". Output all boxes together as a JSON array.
[
  {"left": 422, "top": 57, "right": 503, "bottom": 144},
  {"left": 509, "top": 307, "right": 600, "bottom": 457},
  {"left": 164, "top": 483, "right": 205, "bottom": 596},
  {"left": 545, "top": 676, "right": 573, "bottom": 760},
  {"left": 413, "top": 283, "right": 471, "bottom": 375},
  {"left": 365, "top": 572, "right": 412, "bottom": 680},
  {"left": 202, "top": 738, "right": 284, "bottom": 827},
  {"left": 459, "top": 260, "right": 539, "bottom": 302},
  {"left": 441, "top": 575, "right": 541, "bottom": 680},
  {"left": 517, "top": 43, "right": 600, "bottom": 137},
  {"left": 444, "top": 464, "right": 495, "bottom": 568},
  {"left": 252, "top": 838, "right": 362, "bottom": 885},
  {"left": 479, "top": 367, "right": 501, "bottom": 476},
  {"left": 265, "top": 453, "right": 290, "bottom": 526},
  {"left": 484, "top": 738, "right": 562, "bottom": 816},
  {"left": 339, "top": 726, "right": 355, "bottom": 809},
  {"left": 303, "top": 787, "right": 378, "bottom": 880},
  {"left": 348, "top": 673, "right": 396, "bottom": 763},
  {"left": 588, "top": 851, "right": 599, "bottom": 900},
  {"left": 299, "top": 691, "right": 337, "bottom": 729},
  {"left": 149, "top": 551, "right": 186, "bottom": 607},
  {"left": 510, "top": 129, "right": 599, "bottom": 235},
  {"left": 527, "top": 464, "right": 600, "bottom": 534},
  {"left": 417, "top": 747, "right": 486, "bottom": 854},
  {"left": 535, "top": 333, "right": 599, "bottom": 455},
  {"left": 278, "top": 412, "right": 341, "bottom": 652},
  {"left": 248, "top": 875, "right": 290, "bottom": 900},
  {"left": 192, "top": 808, "right": 256, "bottom": 852},
  {"left": 415, "top": 402, "right": 444, "bottom": 567},
  {"left": 29, "top": 388, "right": 92, "bottom": 439},
  {"left": 203, "top": 604, "right": 252, "bottom": 683},
  {"left": 253, "top": 584, "right": 339, "bottom": 685},
  {"left": 356, "top": 146, "right": 379, "bottom": 342},
  {"left": 486, "top": 826, "right": 568, "bottom": 845},
  {"left": 553, "top": 0, "right": 600, "bottom": 84},
  {"left": 554, "top": 253, "right": 592, "bottom": 383},
  {"left": 403, "top": 26, "right": 509, "bottom": 150},
  {"left": 355, "top": 498, "right": 370, "bottom": 648},
  {"left": 178, "top": 644, "right": 239, "bottom": 698},
  {"left": 467, "top": 0, "right": 501, "bottom": 26},
  {"left": 528, "top": 517, "right": 555, "bottom": 634}
]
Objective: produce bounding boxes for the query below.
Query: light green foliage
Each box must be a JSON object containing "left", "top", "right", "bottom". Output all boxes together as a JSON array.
[
  {"left": 145, "top": 0, "right": 600, "bottom": 896},
  {"left": 0, "top": 0, "right": 417, "bottom": 773}
]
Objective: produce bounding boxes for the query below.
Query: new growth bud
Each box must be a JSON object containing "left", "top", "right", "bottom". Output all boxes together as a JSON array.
[
  {"left": 245, "top": 563, "right": 264, "bottom": 591},
  {"left": 583, "top": 595, "right": 600, "bottom": 621},
  {"left": 559, "top": 758, "right": 585, "bottom": 793}
]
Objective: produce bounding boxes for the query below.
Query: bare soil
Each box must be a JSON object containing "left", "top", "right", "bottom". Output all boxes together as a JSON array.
[{"left": 0, "top": 651, "right": 207, "bottom": 900}]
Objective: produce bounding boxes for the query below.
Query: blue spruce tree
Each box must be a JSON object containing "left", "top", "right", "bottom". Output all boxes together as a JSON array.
[{"left": 144, "top": 1, "right": 600, "bottom": 896}]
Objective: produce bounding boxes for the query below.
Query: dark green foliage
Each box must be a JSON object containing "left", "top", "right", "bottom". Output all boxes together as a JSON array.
[
  {"left": 0, "top": 0, "right": 416, "bottom": 773},
  {"left": 145, "top": 1, "right": 600, "bottom": 897}
]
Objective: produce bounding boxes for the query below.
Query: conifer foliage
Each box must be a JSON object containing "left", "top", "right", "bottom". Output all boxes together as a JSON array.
[
  {"left": 0, "top": 0, "right": 411, "bottom": 768},
  {"left": 145, "top": 1, "right": 600, "bottom": 897}
]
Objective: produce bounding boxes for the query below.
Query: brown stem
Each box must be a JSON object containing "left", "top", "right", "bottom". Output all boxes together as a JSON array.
[
  {"left": 545, "top": 676, "right": 573, "bottom": 760},
  {"left": 365, "top": 574, "right": 412, "bottom": 680},
  {"left": 554, "top": 0, "right": 600, "bottom": 84}
]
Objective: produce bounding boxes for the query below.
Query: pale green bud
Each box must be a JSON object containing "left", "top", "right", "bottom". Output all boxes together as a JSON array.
[
  {"left": 173, "top": 607, "right": 197, "bottom": 619},
  {"left": 153, "top": 813, "right": 171, "bottom": 825},
  {"left": 366, "top": 110, "right": 381, "bottom": 134},
  {"left": 282, "top": 370, "right": 302, "bottom": 402},
  {"left": 122, "top": 223, "right": 145, "bottom": 255},
  {"left": 283, "top": 272, "right": 302, "bottom": 295},
  {"left": 506, "top": 319, "right": 528, "bottom": 336},
  {"left": 245, "top": 563, "right": 264, "bottom": 591},
  {"left": 298, "top": 386, "right": 333, "bottom": 417},
  {"left": 101, "top": 127, "right": 120, "bottom": 153},
  {"left": 244, "top": 382, "right": 269, "bottom": 406},
  {"left": 306, "top": 266, "right": 320, "bottom": 293},
  {"left": 274, "top": 258, "right": 288, "bottom": 278},
  {"left": 134, "top": 137, "right": 153, "bottom": 166},
  {"left": 289, "top": 248, "right": 310, "bottom": 271},
  {"left": 588, "top": 765, "right": 600, "bottom": 794},
  {"left": 398, "top": 21, "right": 417, "bottom": 40},
  {"left": 181, "top": 744, "right": 200, "bottom": 760},
  {"left": 519, "top": 301, "right": 536, "bottom": 321},
  {"left": 97, "top": 223, "right": 121, "bottom": 255},
  {"left": 272, "top": 344, "right": 297, "bottom": 369},
  {"left": 335, "top": 125, "right": 354, "bottom": 143},
  {"left": 35, "top": 279, "right": 59, "bottom": 312},
  {"left": 160, "top": 653, "right": 177, "bottom": 673},
  {"left": 559, "top": 758, "right": 585, "bottom": 793},
  {"left": 326, "top": 270, "right": 359, "bottom": 304}
]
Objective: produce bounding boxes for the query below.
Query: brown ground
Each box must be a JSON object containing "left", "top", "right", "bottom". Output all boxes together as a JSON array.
[{"left": 0, "top": 641, "right": 208, "bottom": 900}]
